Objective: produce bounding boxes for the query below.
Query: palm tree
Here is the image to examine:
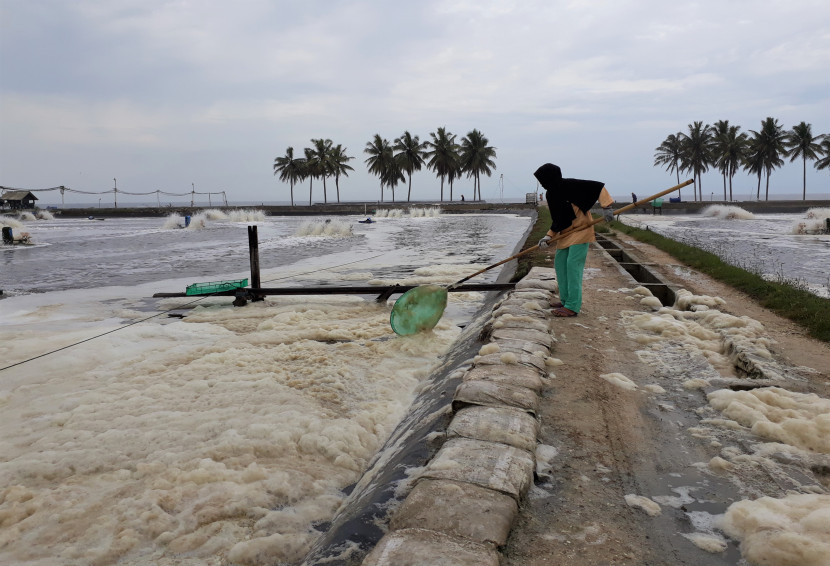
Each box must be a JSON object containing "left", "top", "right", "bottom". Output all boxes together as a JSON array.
[
  {"left": 364, "top": 134, "right": 396, "bottom": 202},
  {"left": 711, "top": 122, "right": 747, "bottom": 202},
  {"left": 383, "top": 160, "right": 406, "bottom": 203},
  {"left": 459, "top": 129, "right": 497, "bottom": 201},
  {"left": 272, "top": 147, "right": 305, "bottom": 206},
  {"left": 653, "top": 133, "right": 684, "bottom": 198},
  {"left": 425, "top": 127, "right": 461, "bottom": 201},
  {"left": 330, "top": 144, "right": 354, "bottom": 203},
  {"left": 785, "top": 122, "right": 823, "bottom": 200},
  {"left": 815, "top": 136, "right": 830, "bottom": 173},
  {"left": 308, "top": 138, "right": 334, "bottom": 204},
  {"left": 393, "top": 131, "right": 428, "bottom": 202},
  {"left": 678, "top": 121, "right": 713, "bottom": 201},
  {"left": 749, "top": 117, "right": 787, "bottom": 200},
  {"left": 303, "top": 147, "right": 317, "bottom": 205},
  {"left": 743, "top": 135, "right": 765, "bottom": 200},
  {"left": 711, "top": 120, "right": 731, "bottom": 200}
]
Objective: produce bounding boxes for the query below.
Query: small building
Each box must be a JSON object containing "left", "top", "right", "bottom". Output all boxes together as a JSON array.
[{"left": 0, "top": 190, "right": 39, "bottom": 210}]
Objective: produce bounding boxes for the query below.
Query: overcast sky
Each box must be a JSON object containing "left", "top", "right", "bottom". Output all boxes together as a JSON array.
[{"left": 1, "top": 0, "right": 829, "bottom": 206}]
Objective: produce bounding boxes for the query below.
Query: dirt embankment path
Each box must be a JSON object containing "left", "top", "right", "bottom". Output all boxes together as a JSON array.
[{"left": 502, "top": 233, "right": 830, "bottom": 566}]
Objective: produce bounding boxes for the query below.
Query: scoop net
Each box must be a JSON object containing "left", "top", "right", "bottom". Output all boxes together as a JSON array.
[{"left": 389, "top": 285, "right": 449, "bottom": 336}]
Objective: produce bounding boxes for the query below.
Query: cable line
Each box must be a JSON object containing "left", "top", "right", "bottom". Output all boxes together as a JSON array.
[{"left": 0, "top": 252, "right": 390, "bottom": 373}]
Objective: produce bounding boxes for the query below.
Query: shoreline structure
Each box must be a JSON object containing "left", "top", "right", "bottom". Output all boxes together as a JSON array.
[{"left": 18, "top": 198, "right": 829, "bottom": 218}]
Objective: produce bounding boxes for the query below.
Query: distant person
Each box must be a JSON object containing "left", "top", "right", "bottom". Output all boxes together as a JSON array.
[
  {"left": 632, "top": 192, "right": 637, "bottom": 203},
  {"left": 460, "top": 194, "right": 465, "bottom": 201},
  {"left": 535, "top": 163, "right": 614, "bottom": 317}
]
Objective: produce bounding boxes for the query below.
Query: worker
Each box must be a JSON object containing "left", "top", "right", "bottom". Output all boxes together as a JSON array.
[{"left": 534, "top": 163, "right": 614, "bottom": 317}]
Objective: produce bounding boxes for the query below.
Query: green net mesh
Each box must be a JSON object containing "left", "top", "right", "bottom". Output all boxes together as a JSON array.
[{"left": 390, "top": 285, "right": 449, "bottom": 335}]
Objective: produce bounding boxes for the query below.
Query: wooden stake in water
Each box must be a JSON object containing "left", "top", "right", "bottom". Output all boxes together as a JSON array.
[{"left": 248, "top": 225, "right": 263, "bottom": 302}]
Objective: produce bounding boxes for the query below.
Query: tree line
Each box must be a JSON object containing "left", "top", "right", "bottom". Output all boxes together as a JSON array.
[
  {"left": 272, "top": 128, "right": 497, "bottom": 205},
  {"left": 654, "top": 118, "right": 829, "bottom": 201}
]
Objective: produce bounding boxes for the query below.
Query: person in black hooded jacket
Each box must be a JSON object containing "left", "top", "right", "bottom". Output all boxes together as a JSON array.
[{"left": 534, "top": 163, "right": 614, "bottom": 317}]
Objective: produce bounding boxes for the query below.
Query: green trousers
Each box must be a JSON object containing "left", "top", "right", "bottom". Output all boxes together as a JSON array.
[{"left": 554, "top": 243, "right": 590, "bottom": 313}]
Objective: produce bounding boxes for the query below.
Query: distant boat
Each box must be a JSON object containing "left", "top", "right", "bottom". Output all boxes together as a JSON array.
[{"left": 88, "top": 216, "right": 105, "bottom": 221}]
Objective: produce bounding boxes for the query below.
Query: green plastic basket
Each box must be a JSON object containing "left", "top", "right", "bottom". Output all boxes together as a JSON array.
[{"left": 185, "top": 278, "right": 249, "bottom": 296}]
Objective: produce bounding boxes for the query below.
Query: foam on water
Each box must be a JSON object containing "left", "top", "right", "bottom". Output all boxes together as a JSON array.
[
  {"left": 792, "top": 207, "right": 830, "bottom": 234},
  {"left": 701, "top": 205, "right": 755, "bottom": 220},
  {"left": 0, "top": 293, "right": 463, "bottom": 565},
  {"left": 0, "top": 216, "right": 25, "bottom": 229},
  {"left": 228, "top": 209, "right": 266, "bottom": 222},
  {"left": 295, "top": 220, "right": 354, "bottom": 237},
  {"left": 0, "top": 212, "right": 534, "bottom": 564}
]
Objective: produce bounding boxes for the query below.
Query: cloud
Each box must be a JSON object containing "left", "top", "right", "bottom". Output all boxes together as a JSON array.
[{"left": 1, "top": 0, "right": 828, "bottom": 202}]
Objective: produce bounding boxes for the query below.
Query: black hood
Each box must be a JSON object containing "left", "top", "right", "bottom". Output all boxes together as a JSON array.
[{"left": 534, "top": 163, "right": 604, "bottom": 232}]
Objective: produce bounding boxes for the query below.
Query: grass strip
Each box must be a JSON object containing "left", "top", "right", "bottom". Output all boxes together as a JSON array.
[{"left": 611, "top": 221, "right": 830, "bottom": 342}]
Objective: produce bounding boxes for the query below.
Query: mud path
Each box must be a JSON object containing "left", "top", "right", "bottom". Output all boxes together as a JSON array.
[{"left": 502, "top": 234, "right": 830, "bottom": 565}]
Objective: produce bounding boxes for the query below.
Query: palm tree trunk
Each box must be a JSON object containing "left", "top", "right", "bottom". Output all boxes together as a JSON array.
[
  {"left": 336, "top": 176, "right": 341, "bottom": 203},
  {"left": 407, "top": 175, "right": 412, "bottom": 202},
  {"left": 309, "top": 178, "right": 313, "bottom": 206},
  {"left": 323, "top": 177, "right": 328, "bottom": 204},
  {"left": 449, "top": 178, "right": 454, "bottom": 201},
  {"left": 756, "top": 174, "right": 761, "bottom": 200},
  {"left": 722, "top": 174, "right": 727, "bottom": 201},
  {"left": 440, "top": 176, "right": 444, "bottom": 201},
  {"left": 728, "top": 172, "right": 733, "bottom": 202},
  {"left": 290, "top": 181, "right": 294, "bottom": 207},
  {"left": 380, "top": 182, "right": 384, "bottom": 203},
  {"left": 802, "top": 157, "right": 807, "bottom": 200},
  {"left": 765, "top": 171, "right": 770, "bottom": 201}
]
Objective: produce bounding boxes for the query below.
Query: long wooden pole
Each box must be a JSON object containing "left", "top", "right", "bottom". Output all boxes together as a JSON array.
[{"left": 448, "top": 179, "right": 694, "bottom": 289}]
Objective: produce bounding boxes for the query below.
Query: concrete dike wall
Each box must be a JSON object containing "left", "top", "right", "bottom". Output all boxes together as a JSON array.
[{"left": 302, "top": 267, "right": 560, "bottom": 565}]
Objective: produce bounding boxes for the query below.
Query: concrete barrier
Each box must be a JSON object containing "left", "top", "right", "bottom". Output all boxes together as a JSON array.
[{"left": 350, "top": 267, "right": 558, "bottom": 566}]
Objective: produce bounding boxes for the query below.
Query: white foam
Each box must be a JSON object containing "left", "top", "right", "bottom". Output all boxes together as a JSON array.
[
  {"left": 600, "top": 373, "right": 638, "bottom": 391},
  {"left": 682, "top": 532, "right": 728, "bottom": 553},
  {"left": 0, "top": 294, "right": 461, "bottom": 564},
  {"left": 295, "top": 219, "right": 354, "bottom": 237},
  {"left": 707, "top": 387, "right": 830, "bottom": 454},
  {"left": 701, "top": 205, "right": 755, "bottom": 220},
  {"left": 640, "top": 296, "right": 662, "bottom": 310},
  {"left": 478, "top": 343, "right": 500, "bottom": 356},
  {"left": 624, "top": 494, "right": 661, "bottom": 516},
  {"left": 0, "top": 216, "right": 25, "bottom": 229},
  {"left": 792, "top": 208, "right": 830, "bottom": 234},
  {"left": 721, "top": 494, "right": 830, "bottom": 566},
  {"left": 228, "top": 209, "right": 265, "bottom": 222}
]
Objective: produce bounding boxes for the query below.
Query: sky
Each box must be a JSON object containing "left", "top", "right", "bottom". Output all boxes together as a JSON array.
[{"left": 1, "top": 0, "right": 829, "bottom": 206}]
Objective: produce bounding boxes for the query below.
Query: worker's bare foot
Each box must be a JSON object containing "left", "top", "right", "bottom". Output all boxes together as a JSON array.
[{"left": 553, "top": 306, "right": 577, "bottom": 317}]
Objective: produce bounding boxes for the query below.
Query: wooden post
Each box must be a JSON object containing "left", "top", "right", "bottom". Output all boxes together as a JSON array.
[{"left": 248, "top": 225, "right": 263, "bottom": 302}]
